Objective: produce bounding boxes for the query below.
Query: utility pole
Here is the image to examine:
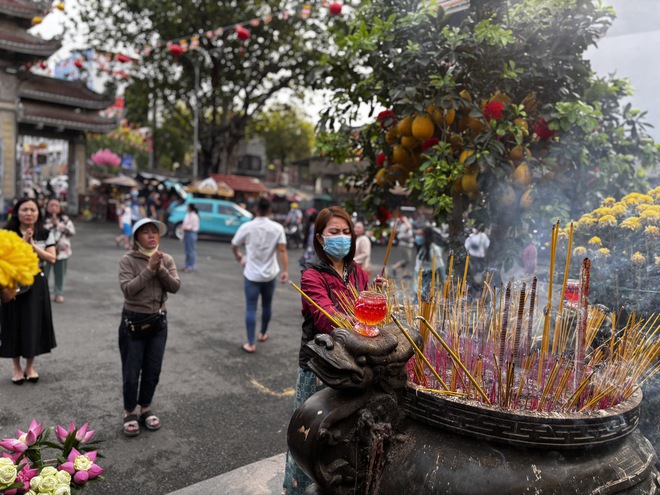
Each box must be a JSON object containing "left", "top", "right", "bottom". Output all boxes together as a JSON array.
[{"left": 192, "top": 58, "right": 200, "bottom": 179}]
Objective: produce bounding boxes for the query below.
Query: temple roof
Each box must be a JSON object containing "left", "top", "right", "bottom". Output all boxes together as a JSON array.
[
  {"left": 0, "top": 21, "right": 61, "bottom": 58},
  {"left": 0, "top": 0, "right": 45, "bottom": 19},
  {"left": 19, "top": 100, "right": 118, "bottom": 134},
  {"left": 19, "top": 72, "right": 115, "bottom": 110}
]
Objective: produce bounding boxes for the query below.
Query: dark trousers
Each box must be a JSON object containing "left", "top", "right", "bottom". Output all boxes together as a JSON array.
[{"left": 118, "top": 310, "right": 168, "bottom": 411}]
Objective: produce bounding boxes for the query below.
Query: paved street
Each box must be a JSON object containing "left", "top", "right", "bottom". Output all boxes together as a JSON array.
[{"left": 0, "top": 220, "right": 407, "bottom": 495}]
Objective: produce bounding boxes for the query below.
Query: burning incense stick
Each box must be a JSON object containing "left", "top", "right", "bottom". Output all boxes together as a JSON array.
[
  {"left": 391, "top": 314, "right": 450, "bottom": 391},
  {"left": 380, "top": 222, "right": 397, "bottom": 277},
  {"left": 416, "top": 316, "right": 490, "bottom": 403}
]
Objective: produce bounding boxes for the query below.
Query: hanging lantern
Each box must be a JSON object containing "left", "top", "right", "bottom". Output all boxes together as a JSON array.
[
  {"left": 328, "top": 2, "right": 343, "bottom": 15},
  {"left": 168, "top": 43, "right": 183, "bottom": 57},
  {"left": 236, "top": 25, "right": 250, "bottom": 41},
  {"left": 32, "top": 16, "right": 43, "bottom": 25}
]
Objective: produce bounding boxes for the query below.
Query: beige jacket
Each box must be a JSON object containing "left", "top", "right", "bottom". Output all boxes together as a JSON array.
[{"left": 119, "top": 250, "right": 180, "bottom": 314}]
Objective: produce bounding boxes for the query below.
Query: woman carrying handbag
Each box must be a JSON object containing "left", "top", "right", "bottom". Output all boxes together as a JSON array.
[{"left": 118, "top": 218, "right": 180, "bottom": 437}]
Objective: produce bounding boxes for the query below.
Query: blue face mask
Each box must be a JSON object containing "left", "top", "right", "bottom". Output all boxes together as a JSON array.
[
  {"left": 415, "top": 235, "right": 424, "bottom": 246},
  {"left": 323, "top": 235, "right": 352, "bottom": 260}
]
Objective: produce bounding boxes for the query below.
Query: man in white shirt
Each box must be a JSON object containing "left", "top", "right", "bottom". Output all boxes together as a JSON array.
[
  {"left": 464, "top": 226, "right": 490, "bottom": 276},
  {"left": 231, "top": 197, "right": 289, "bottom": 353}
]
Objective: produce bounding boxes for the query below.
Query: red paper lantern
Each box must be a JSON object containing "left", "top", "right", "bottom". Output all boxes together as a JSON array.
[
  {"left": 116, "top": 54, "right": 131, "bottom": 63},
  {"left": 329, "top": 2, "right": 343, "bottom": 15},
  {"left": 236, "top": 25, "right": 250, "bottom": 41},
  {"left": 168, "top": 44, "right": 183, "bottom": 57}
]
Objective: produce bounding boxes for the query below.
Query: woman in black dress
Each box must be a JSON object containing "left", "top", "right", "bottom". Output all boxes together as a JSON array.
[{"left": 0, "top": 197, "right": 56, "bottom": 384}]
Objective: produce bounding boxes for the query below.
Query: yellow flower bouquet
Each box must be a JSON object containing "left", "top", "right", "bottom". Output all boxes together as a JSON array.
[{"left": 0, "top": 230, "right": 40, "bottom": 293}]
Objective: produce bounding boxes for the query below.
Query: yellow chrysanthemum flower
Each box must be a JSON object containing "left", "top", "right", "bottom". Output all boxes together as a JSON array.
[
  {"left": 573, "top": 246, "right": 587, "bottom": 257},
  {"left": 601, "top": 197, "right": 616, "bottom": 207},
  {"left": 649, "top": 187, "right": 660, "bottom": 202},
  {"left": 631, "top": 252, "right": 646, "bottom": 266},
  {"left": 598, "top": 215, "right": 617, "bottom": 228},
  {"left": 610, "top": 204, "right": 628, "bottom": 218},
  {"left": 619, "top": 217, "right": 641, "bottom": 232},
  {"left": 587, "top": 236, "right": 602, "bottom": 247},
  {"left": 645, "top": 225, "right": 660, "bottom": 237},
  {"left": 596, "top": 248, "right": 611, "bottom": 258},
  {"left": 592, "top": 207, "right": 613, "bottom": 218},
  {"left": 622, "top": 193, "right": 654, "bottom": 206},
  {"left": 0, "top": 230, "right": 40, "bottom": 289},
  {"left": 577, "top": 216, "right": 597, "bottom": 229},
  {"left": 639, "top": 209, "right": 660, "bottom": 224}
]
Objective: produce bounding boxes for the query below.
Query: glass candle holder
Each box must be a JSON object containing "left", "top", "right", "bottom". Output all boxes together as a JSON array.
[{"left": 353, "top": 290, "right": 387, "bottom": 337}]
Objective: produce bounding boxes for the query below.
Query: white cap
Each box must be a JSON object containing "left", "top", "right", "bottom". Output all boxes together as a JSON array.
[{"left": 132, "top": 218, "right": 167, "bottom": 237}]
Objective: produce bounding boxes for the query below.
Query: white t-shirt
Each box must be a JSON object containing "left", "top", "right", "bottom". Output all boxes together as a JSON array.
[{"left": 231, "top": 216, "right": 286, "bottom": 282}]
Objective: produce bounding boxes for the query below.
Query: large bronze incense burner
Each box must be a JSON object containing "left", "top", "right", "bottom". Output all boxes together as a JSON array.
[{"left": 287, "top": 321, "right": 660, "bottom": 495}]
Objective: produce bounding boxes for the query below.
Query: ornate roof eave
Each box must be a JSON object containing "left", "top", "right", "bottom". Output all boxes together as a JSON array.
[
  {"left": 0, "top": 0, "right": 46, "bottom": 20},
  {"left": 0, "top": 35, "right": 61, "bottom": 58},
  {"left": 19, "top": 73, "right": 115, "bottom": 111},
  {"left": 18, "top": 101, "right": 119, "bottom": 134}
]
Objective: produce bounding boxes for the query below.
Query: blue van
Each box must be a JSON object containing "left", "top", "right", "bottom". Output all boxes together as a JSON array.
[{"left": 167, "top": 197, "right": 253, "bottom": 240}]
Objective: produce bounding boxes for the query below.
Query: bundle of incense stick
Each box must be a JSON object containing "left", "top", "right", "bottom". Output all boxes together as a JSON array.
[{"left": 390, "top": 225, "right": 660, "bottom": 414}]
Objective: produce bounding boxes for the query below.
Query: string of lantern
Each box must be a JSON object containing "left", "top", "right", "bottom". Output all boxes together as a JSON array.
[{"left": 28, "top": 0, "right": 468, "bottom": 80}]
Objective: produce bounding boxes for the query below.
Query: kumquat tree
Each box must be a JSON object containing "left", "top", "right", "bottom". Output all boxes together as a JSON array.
[{"left": 316, "top": 0, "right": 660, "bottom": 271}]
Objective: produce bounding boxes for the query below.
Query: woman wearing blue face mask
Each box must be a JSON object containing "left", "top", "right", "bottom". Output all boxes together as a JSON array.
[{"left": 283, "top": 205, "right": 384, "bottom": 494}]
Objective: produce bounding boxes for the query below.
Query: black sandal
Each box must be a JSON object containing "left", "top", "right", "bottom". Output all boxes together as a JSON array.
[
  {"left": 139, "top": 411, "right": 161, "bottom": 431},
  {"left": 123, "top": 414, "right": 140, "bottom": 437}
]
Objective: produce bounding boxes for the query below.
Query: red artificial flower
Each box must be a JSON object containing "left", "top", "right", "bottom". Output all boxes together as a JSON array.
[
  {"left": 74, "top": 60, "right": 83, "bottom": 69},
  {"left": 376, "top": 206, "right": 391, "bottom": 223},
  {"left": 168, "top": 44, "right": 183, "bottom": 57},
  {"left": 329, "top": 2, "right": 343, "bottom": 16},
  {"left": 483, "top": 101, "right": 505, "bottom": 121},
  {"left": 376, "top": 152, "right": 387, "bottom": 167},
  {"left": 533, "top": 119, "right": 556, "bottom": 140},
  {"left": 421, "top": 137, "right": 440, "bottom": 152},
  {"left": 236, "top": 25, "right": 250, "bottom": 41},
  {"left": 376, "top": 110, "right": 397, "bottom": 129}
]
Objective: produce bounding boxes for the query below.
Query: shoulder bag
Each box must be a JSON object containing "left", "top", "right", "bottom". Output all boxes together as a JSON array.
[{"left": 123, "top": 291, "right": 166, "bottom": 340}]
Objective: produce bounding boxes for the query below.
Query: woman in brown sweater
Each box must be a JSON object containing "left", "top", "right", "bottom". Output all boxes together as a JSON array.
[{"left": 118, "top": 218, "right": 180, "bottom": 437}]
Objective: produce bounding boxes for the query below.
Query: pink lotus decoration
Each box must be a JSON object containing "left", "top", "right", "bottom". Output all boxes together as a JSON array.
[{"left": 91, "top": 148, "right": 121, "bottom": 167}]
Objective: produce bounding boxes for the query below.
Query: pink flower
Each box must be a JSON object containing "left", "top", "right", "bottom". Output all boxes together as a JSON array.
[
  {"left": 55, "top": 422, "right": 95, "bottom": 444},
  {"left": 59, "top": 448, "right": 103, "bottom": 485},
  {"left": 483, "top": 101, "right": 505, "bottom": 121},
  {"left": 0, "top": 419, "right": 43, "bottom": 452},
  {"left": 4, "top": 464, "right": 40, "bottom": 495}
]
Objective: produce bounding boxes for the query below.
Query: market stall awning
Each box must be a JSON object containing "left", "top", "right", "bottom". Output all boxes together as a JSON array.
[
  {"left": 210, "top": 174, "right": 268, "bottom": 194},
  {"left": 187, "top": 177, "right": 234, "bottom": 197},
  {"left": 102, "top": 175, "right": 141, "bottom": 188}
]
